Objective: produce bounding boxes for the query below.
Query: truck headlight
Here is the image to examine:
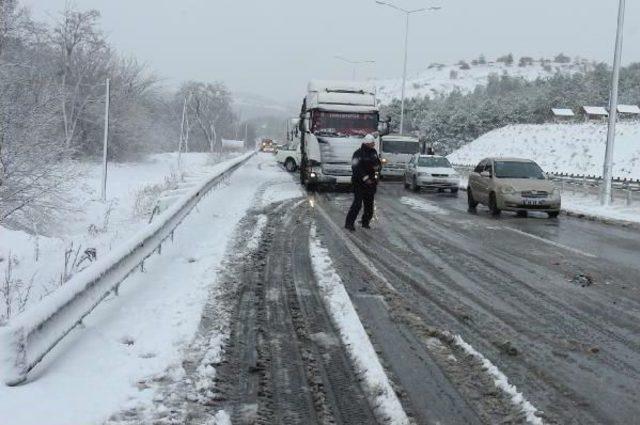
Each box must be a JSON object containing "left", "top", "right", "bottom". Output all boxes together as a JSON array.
[{"left": 381, "top": 158, "right": 388, "bottom": 164}]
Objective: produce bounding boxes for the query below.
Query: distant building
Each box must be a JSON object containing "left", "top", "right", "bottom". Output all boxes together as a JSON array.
[
  {"left": 617, "top": 104, "right": 640, "bottom": 120},
  {"left": 582, "top": 106, "right": 608, "bottom": 122},
  {"left": 551, "top": 108, "right": 575, "bottom": 122}
]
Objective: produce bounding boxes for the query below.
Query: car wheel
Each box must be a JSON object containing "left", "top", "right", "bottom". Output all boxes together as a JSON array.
[
  {"left": 404, "top": 176, "right": 410, "bottom": 189},
  {"left": 548, "top": 211, "right": 560, "bottom": 218},
  {"left": 412, "top": 177, "right": 420, "bottom": 192},
  {"left": 467, "top": 188, "right": 478, "bottom": 210},
  {"left": 489, "top": 192, "right": 501, "bottom": 216},
  {"left": 517, "top": 210, "right": 528, "bottom": 218},
  {"left": 285, "top": 158, "right": 296, "bottom": 172}
]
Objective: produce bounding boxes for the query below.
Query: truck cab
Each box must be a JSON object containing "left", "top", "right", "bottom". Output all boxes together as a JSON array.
[
  {"left": 298, "top": 80, "right": 388, "bottom": 190},
  {"left": 379, "top": 135, "right": 420, "bottom": 178}
]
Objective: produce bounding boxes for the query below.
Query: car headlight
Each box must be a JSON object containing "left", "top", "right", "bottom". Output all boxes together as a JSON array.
[
  {"left": 418, "top": 172, "right": 428, "bottom": 177},
  {"left": 501, "top": 186, "right": 516, "bottom": 194}
]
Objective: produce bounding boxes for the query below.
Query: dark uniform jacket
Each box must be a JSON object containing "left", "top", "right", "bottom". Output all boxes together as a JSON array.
[{"left": 351, "top": 144, "right": 381, "bottom": 193}]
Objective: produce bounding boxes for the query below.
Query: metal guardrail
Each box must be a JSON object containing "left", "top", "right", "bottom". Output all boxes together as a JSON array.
[
  {"left": 0, "top": 152, "right": 255, "bottom": 385},
  {"left": 454, "top": 164, "right": 640, "bottom": 205}
]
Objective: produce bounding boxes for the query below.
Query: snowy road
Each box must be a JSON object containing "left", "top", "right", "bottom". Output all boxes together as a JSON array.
[
  {"left": 4, "top": 154, "right": 640, "bottom": 425},
  {"left": 315, "top": 183, "right": 640, "bottom": 425}
]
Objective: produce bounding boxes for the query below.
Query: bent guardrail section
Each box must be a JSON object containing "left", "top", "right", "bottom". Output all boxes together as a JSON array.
[{"left": 0, "top": 152, "right": 255, "bottom": 385}]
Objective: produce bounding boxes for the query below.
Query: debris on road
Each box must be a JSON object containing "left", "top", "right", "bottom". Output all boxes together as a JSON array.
[{"left": 570, "top": 273, "right": 594, "bottom": 287}]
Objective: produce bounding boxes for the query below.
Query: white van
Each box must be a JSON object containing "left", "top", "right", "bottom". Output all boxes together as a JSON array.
[{"left": 379, "top": 135, "right": 420, "bottom": 178}]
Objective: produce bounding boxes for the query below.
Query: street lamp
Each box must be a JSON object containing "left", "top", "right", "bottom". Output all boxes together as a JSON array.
[
  {"left": 601, "top": 0, "right": 626, "bottom": 206},
  {"left": 375, "top": 0, "right": 440, "bottom": 135},
  {"left": 334, "top": 56, "right": 376, "bottom": 80}
]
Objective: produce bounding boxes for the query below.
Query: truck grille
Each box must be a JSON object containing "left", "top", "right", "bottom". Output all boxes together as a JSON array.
[
  {"left": 431, "top": 174, "right": 449, "bottom": 177},
  {"left": 322, "top": 164, "right": 352, "bottom": 176}
]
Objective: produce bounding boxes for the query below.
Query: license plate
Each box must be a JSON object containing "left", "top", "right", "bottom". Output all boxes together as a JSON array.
[{"left": 522, "top": 199, "right": 542, "bottom": 206}]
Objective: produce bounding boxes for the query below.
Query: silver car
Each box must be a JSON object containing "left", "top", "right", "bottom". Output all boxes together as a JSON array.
[
  {"left": 467, "top": 157, "right": 561, "bottom": 218},
  {"left": 404, "top": 155, "right": 460, "bottom": 193}
]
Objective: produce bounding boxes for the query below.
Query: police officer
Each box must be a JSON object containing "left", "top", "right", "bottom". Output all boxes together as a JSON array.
[{"left": 345, "top": 134, "right": 381, "bottom": 231}]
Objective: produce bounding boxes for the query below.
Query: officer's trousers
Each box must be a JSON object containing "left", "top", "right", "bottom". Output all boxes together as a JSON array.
[{"left": 345, "top": 186, "right": 375, "bottom": 227}]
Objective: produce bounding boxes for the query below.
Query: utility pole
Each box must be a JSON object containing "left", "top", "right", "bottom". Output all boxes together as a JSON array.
[
  {"left": 100, "top": 78, "right": 110, "bottom": 202},
  {"left": 375, "top": 1, "right": 440, "bottom": 135},
  {"left": 601, "top": 0, "right": 626, "bottom": 206},
  {"left": 178, "top": 97, "right": 188, "bottom": 170}
]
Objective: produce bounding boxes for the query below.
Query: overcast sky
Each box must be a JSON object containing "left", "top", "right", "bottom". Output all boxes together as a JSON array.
[{"left": 25, "top": 0, "right": 640, "bottom": 103}]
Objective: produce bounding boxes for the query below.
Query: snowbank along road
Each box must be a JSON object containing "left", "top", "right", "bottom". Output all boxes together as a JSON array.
[{"left": 4, "top": 153, "right": 640, "bottom": 425}]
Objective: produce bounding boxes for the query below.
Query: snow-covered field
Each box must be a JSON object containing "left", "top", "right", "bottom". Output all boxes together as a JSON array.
[
  {"left": 0, "top": 153, "right": 234, "bottom": 325},
  {"left": 376, "top": 61, "right": 582, "bottom": 104},
  {"left": 448, "top": 122, "right": 640, "bottom": 180},
  {"left": 0, "top": 153, "right": 302, "bottom": 425}
]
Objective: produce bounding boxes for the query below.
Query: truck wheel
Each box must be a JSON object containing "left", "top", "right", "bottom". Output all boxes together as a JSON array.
[
  {"left": 305, "top": 181, "right": 317, "bottom": 192},
  {"left": 451, "top": 187, "right": 459, "bottom": 194},
  {"left": 412, "top": 177, "right": 420, "bottom": 192},
  {"left": 548, "top": 211, "right": 560, "bottom": 218},
  {"left": 404, "top": 175, "right": 410, "bottom": 189},
  {"left": 285, "top": 158, "right": 297, "bottom": 172}
]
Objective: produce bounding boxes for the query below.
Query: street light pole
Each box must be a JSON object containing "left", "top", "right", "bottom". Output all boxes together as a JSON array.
[
  {"left": 400, "top": 11, "right": 410, "bottom": 135},
  {"left": 375, "top": 1, "right": 440, "bottom": 135},
  {"left": 334, "top": 56, "right": 375, "bottom": 80},
  {"left": 100, "top": 78, "right": 110, "bottom": 202},
  {"left": 601, "top": 0, "right": 626, "bottom": 206}
]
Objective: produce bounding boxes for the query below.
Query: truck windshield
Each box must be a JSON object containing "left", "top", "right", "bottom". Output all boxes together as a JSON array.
[
  {"left": 382, "top": 140, "right": 420, "bottom": 154},
  {"left": 418, "top": 157, "right": 451, "bottom": 168},
  {"left": 312, "top": 111, "right": 377, "bottom": 137},
  {"left": 494, "top": 161, "right": 545, "bottom": 179}
]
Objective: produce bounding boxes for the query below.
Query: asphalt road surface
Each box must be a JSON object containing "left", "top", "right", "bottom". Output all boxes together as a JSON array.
[
  {"left": 313, "top": 181, "right": 640, "bottom": 425},
  {"left": 121, "top": 159, "right": 640, "bottom": 425}
]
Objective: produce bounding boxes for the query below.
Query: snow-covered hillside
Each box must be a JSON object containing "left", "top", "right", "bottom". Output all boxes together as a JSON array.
[
  {"left": 448, "top": 123, "right": 640, "bottom": 180},
  {"left": 376, "top": 61, "right": 584, "bottom": 104}
]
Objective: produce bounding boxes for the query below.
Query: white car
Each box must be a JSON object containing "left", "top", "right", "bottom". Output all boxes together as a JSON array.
[
  {"left": 404, "top": 154, "right": 460, "bottom": 193},
  {"left": 275, "top": 143, "right": 301, "bottom": 172}
]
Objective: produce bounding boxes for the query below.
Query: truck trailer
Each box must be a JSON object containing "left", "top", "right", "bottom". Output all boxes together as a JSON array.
[{"left": 298, "top": 80, "right": 388, "bottom": 190}]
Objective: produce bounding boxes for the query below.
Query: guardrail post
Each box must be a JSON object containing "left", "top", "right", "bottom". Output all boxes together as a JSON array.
[
  {"left": 582, "top": 176, "right": 588, "bottom": 197},
  {"left": 626, "top": 183, "right": 632, "bottom": 206}
]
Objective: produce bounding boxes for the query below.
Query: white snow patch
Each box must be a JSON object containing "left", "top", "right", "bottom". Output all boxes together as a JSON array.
[
  {"left": 400, "top": 196, "right": 448, "bottom": 215},
  {"left": 246, "top": 214, "right": 268, "bottom": 252},
  {"left": 207, "top": 409, "right": 231, "bottom": 425},
  {"left": 561, "top": 193, "right": 640, "bottom": 225},
  {"left": 309, "top": 225, "right": 409, "bottom": 425},
  {"left": 453, "top": 335, "right": 544, "bottom": 425},
  {"left": 0, "top": 153, "right": 283, "bottom": 425}
]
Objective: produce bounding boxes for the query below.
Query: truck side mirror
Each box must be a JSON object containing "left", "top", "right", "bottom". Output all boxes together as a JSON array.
[{"left": 378, "top": 120, "right": 390, "bottom": 136}]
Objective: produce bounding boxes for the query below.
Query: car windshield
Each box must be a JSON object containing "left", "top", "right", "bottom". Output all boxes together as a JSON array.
[
  {"left": 418, "top": 157, "right": 451, "bottom": 168},
  {"left": 312, "top": 111, "right": 378, "bottom": 137},
  {"left": 494, "top": 161, "right": 545, "bottom": 179},
  {"left": 382, "top": 140, "right": 420, "bottom": 154}
]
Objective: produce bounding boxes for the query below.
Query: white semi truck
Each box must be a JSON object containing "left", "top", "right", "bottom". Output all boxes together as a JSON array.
[{"left": 298, "top": 80, "right": 388, "bottom": 190}]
